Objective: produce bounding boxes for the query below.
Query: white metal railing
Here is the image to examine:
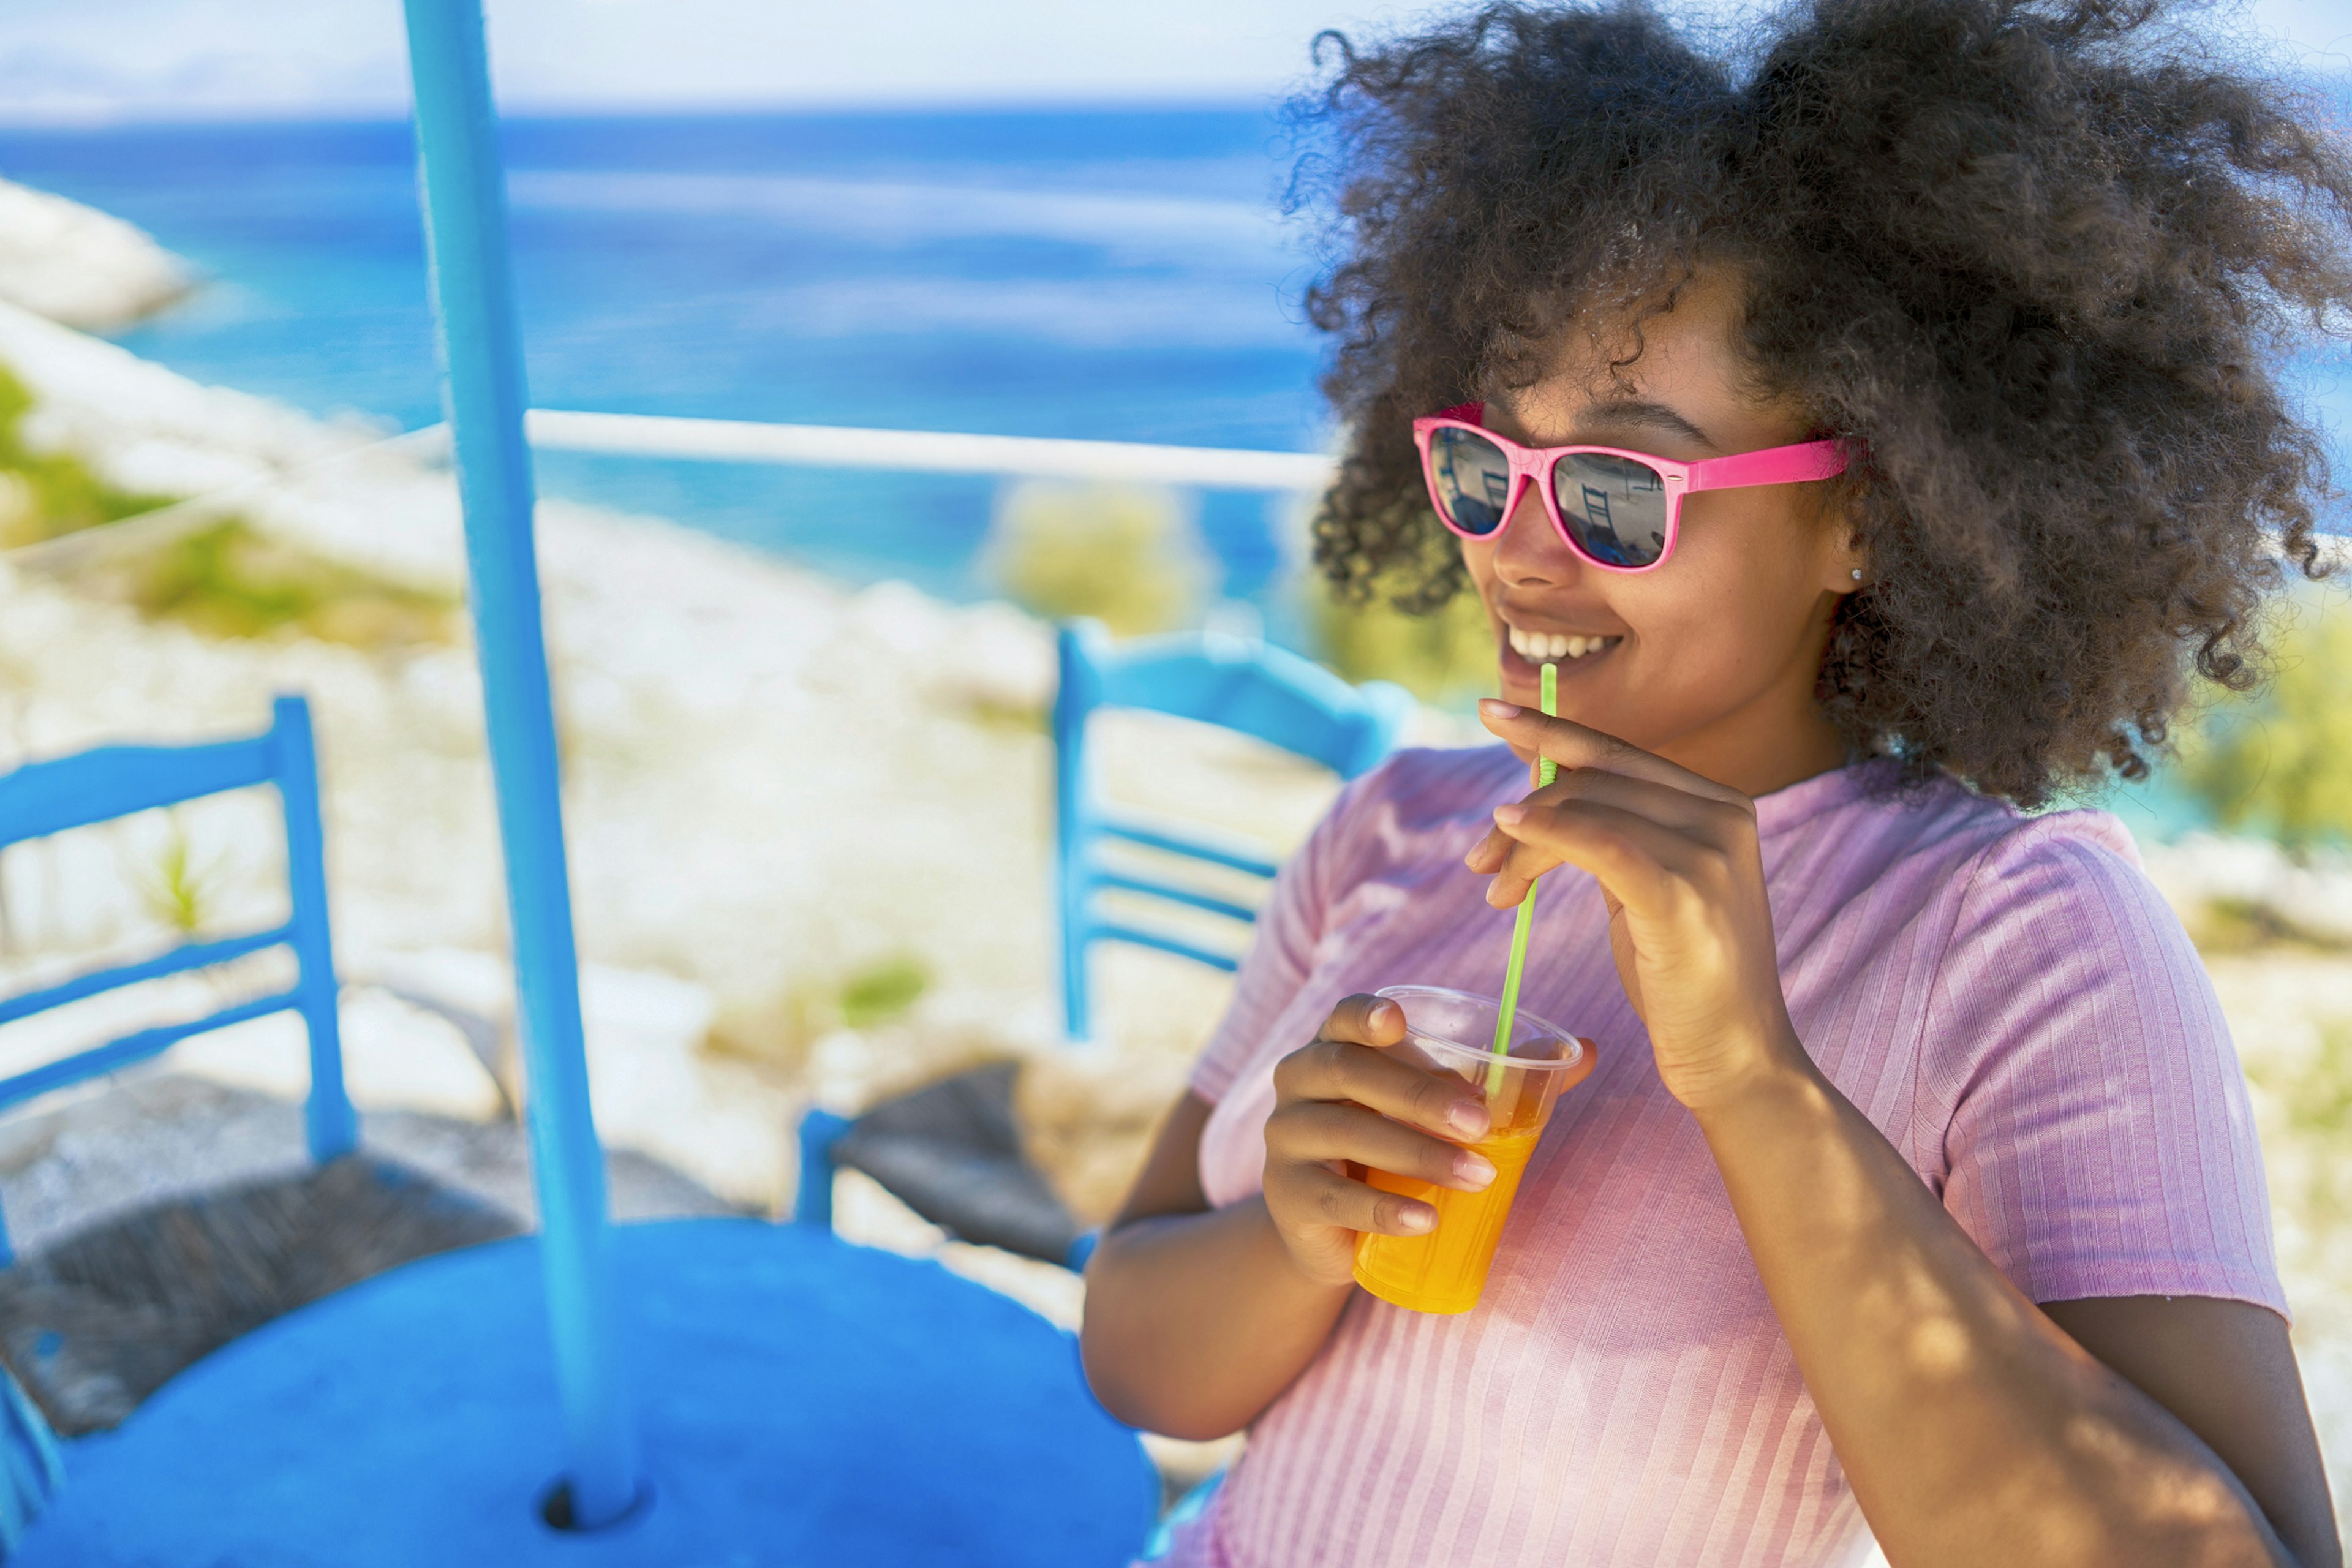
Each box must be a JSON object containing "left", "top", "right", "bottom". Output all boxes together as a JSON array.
[
  {"left": 3, "top": 413, "right": 1338, "bottom": 575},
  {"left": 522, "top": 409, "right": 1337, "bottom": 492}
]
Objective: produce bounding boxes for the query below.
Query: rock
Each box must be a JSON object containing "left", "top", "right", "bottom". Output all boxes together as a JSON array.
[{"left": 0, "top": 182, "right": 190, "bottom": 334}]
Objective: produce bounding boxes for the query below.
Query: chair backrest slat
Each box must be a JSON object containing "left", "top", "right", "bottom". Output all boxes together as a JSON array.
[
  {"left": 1085, "top": 921, "right": 1242, "bottom": 976},
  {"left": 0, "top": 737, "right": 277, "bottom": 849},
  {"left": 0, "top": 988, "right": 301, "bottom": 1118},
  {"left": 0, "top": 924, "right": 293, "bottom": 1030},
  {"left": 1096, "top": 815, "right": 1281, "bottom": 881},
  {"left": 1054, "top": 620, "right": 1412, "bottom": 1041},
  {"left": 0, "top": 696, "right": 356, "bottom": 1262},
  {"left": 1090, "top": 870, "right": 1258, "bottom": 927},
  {"left": 1090, "top": 631, "right": 1409, "bottom": 782}
]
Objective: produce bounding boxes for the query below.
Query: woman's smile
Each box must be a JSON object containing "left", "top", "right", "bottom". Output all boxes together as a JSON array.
[{"left": 1496, "top": 613, "right": 1623, "bottom": 695}]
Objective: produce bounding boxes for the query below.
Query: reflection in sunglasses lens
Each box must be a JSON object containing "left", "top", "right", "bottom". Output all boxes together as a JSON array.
[
  {"left": 1550, "top": 453, "right": 1668, "bottom": 567},
  {"left": 1429, "top": 428, "right": 1513, "bottom": 536}
]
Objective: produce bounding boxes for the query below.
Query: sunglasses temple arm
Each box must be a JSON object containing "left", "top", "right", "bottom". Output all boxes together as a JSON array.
[{"left": 1681, "top": 442, "right": 1848, "bottom": 494}]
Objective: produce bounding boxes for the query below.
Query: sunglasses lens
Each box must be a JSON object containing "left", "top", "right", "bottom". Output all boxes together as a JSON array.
[
  {"left": 1427, "top": 428, "right": 1514, "bottom": 537},
  {"left": 1549, "top": 453, "right": 1670, "bottom": 567}
]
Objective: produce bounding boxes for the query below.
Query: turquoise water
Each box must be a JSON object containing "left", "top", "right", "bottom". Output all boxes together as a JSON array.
[
  {"left": 0, "top": 106, "right": 2340, "bottom": 737},
  {"left": 0, "top": 110, "right": 1327, "bottom": 603}
]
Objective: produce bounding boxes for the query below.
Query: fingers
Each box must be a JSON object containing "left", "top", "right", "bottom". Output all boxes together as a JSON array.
[
  {"left": 1271, "top": 1163, "right": 1441, "bottom": 1237},
  {"left": 1275, "top": 1033, "right": 1491, "bottom": 1142},
  {"left": 1464, "top": 767, "right": 1729, "bottom": 878},
  {"left": 1320, "top": 992, "right": 1409, "bottom": 1049},
  {"left": 1477, "top": 699, "right": 1749, "bottom": 806},
  {"left": 1482, "top": 796, "right": 1696, "bottom": 911},
  {"left": 1262, "top": 993, "right": 1510, "bottom": 1255},
  {"left": 1274, "top": 1101, "right": 1498, "bottom": 1192}
]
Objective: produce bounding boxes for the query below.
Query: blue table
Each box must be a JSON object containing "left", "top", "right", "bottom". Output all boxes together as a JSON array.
[{"left": 13, "top": 1218, "right": 1159, "bottom": 1566}]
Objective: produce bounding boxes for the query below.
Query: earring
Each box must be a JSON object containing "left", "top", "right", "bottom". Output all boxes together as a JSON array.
[{"left": 1850, "top": 569, "right": 1863, "bottom": 581}]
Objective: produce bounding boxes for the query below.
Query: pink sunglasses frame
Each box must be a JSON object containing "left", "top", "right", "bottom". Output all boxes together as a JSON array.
[{"left": 1411, "top": 402, "right": 1850, "bottom": 575}]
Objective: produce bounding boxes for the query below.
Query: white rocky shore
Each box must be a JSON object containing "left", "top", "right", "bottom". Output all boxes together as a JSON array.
[
  {"left": 1, "top": 185, "right": 2349, "bottom": 1536},
  {"left": 0, "top": 180, "right": 188, "bottom": 334}
]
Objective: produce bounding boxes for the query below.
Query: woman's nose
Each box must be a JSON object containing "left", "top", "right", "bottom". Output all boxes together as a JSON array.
[{"left": 1491, "top": 479, "right": 1583, "bottom": 587}]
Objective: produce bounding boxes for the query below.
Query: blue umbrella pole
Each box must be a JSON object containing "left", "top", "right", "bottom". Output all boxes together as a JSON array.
[{"left": 399, "top": 0, "right": 641, "bottom": 1528}]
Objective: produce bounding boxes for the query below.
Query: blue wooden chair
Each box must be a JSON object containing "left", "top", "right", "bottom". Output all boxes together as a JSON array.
[
  {"left": 0, "top": 695, "right": 356, "bottom": 1263},
  {"left": 794, "top": 623, "right": 1411, "bottom": 1266},
  {"left": 1051, "top": 618, "right": 1413, "bottom": 1042}
]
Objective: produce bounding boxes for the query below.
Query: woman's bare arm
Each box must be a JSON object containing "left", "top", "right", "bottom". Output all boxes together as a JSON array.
[
  {"left": 2045, "top": 1297, "right": 2337, "bottom": 1568},
  {"left": 1698, "top": 1065, "right": 2337, "bottom": 1568},
  {"left": 1080, "top": 996, "right": 1505, "bottom": 1439},
  {"left": 1079, "top": 1093, "right": 1352, "bottom": 1439}
]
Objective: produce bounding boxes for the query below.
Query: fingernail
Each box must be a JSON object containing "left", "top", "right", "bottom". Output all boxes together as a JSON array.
[
  {"left": 1370, "top": 1000, "right": 1400, "bottom": 1030},
  {"left": 1479, "top": 699, "right": 1522, "bottom": 720},
  {"left": 1493, "top": 803, "right": 1528, "bottom": 826},
  {"left": 1396, "top": 1205, "right": 1435, "bottom": 1234},
  {"left": 1448, "top": 1101, "right": 1491, "bottom": 1138},
  {"left": 1454, "top": 1151, "right": 1496, "bottom": 1189}
]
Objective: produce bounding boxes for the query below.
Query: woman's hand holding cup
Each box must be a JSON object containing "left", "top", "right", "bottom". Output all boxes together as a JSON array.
[{"left": 1261, "top": 993, "right": 1501, "bottom": 1287}]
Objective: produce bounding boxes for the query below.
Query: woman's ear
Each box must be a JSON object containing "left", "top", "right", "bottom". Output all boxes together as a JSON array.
[{"left": 1819, "top": 516, "right": 1870, "bottom": 596}]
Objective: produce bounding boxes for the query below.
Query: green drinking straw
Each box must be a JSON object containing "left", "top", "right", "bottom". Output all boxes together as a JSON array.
[{"left": 1488, "top": 661, "right": 1558, "bottom": 1094}]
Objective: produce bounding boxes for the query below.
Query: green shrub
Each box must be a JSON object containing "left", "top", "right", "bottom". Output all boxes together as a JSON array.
[
  {"left": 1303, "top": 561, "right": 1495, "bottom": 709},
  {"left": 981, "top": 481, "right": 1211, "bottom": 636},
  {"left": 0, "top": 363, "right": 175, "bottom": 546},
  {"left": 110, "top": 519, "right": 458, "bottom": 648},
  {"left": 2175, "top": 590, "right": 2352, "bottom": 850}
]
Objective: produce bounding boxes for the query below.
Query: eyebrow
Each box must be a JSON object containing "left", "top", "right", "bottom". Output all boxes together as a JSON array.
[{"left": 1580, "top": 398, "right": 1717, "bottom": 451}]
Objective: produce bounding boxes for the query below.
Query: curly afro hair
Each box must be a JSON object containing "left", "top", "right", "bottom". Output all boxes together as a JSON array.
[{"left": 1295, "top": 0, "right": 2352, "bottom": 806}]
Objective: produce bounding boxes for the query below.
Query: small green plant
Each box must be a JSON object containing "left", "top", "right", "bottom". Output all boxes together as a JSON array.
[
  {"left": 0, "top": 363, "right": 175, "bottom": 547},
  {"left": 111, "top": 519, "right": 457, "bottom": 648},
  {"left": 1303, "top": 557, "right": 1496, "bottom": 709},
  {"left": 838, "top": 954, "right": 929, "bottom": 1030},
  {"left": 131, "top": 815, "right": 221, "bottom": 938},
  {"left": 981, "top": 481, "right": 1212, "bottom": 636},
  {"left": 2174, "top": 591, "right": 2352, "bottom": 851}
]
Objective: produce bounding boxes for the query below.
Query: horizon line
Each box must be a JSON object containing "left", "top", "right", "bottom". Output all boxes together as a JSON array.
[{"left": 0, "top": 88, "right": 1307, "bottom": 134}]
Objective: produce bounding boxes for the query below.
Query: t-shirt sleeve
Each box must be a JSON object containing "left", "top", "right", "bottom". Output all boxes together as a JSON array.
[
  {"left": 1922, "top": 816, "right": 2286, "bottom": 1316},
  {"left": 1186, "top": 763, "right": 1384, "bottom": 1106}
]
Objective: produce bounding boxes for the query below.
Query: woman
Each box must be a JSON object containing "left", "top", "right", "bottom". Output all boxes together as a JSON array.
[{"left": 1077, "top": 1, "right": 2351, "bottom": 1564}]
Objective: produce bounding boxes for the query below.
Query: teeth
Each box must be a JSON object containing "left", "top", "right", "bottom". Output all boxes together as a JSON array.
[{"left": 1507, "top": 625, "right": 1615, "bottom": 662}]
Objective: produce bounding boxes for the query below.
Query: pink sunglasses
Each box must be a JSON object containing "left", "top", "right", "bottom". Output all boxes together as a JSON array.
[{"left": 1412, "top": 402, "right": 1849, "bottom": 573}]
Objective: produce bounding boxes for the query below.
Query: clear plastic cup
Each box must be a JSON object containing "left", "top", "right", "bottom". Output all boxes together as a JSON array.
[{"left": 1351, "top": 985, "right": 1594, "bottom": 1315}]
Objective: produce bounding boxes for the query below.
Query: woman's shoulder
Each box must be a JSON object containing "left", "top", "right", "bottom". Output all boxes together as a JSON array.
[
  {"left": 1781, "top": 763, "right": 2150, "bottom": 901},
  {"left": 1894, "top": 777, "right": 2155, "bottom": 919},
  {"left": 1762, "top": 765, "right": 2185, "bottom": 986},
  {"left": 1833, "top": 775, "right": 2204, "bottom": 1017}
]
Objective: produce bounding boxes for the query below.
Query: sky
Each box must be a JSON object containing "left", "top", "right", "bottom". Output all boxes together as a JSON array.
[{"left": 2, "top": 0, "right": 2346, "bottom": 123}]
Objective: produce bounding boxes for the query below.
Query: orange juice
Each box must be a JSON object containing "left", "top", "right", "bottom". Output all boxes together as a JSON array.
[
  {"left": 1352, "top": 1124, "right": 1546, "bottom": 1314},
  {"left": 1348, "top": 985, "right": 1593, "bottom": 1316}
]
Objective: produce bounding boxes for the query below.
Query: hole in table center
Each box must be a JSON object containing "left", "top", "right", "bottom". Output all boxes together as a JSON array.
[{"left": 537, "top": 1478, "right": 656, "bottom": 1533}]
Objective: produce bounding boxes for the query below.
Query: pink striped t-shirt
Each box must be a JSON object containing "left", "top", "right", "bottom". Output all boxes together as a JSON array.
[{"left": 1165, "top": 746, "right": 2282, "bottom": 1568}]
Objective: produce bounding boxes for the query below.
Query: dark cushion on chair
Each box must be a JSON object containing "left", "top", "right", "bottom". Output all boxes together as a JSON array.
[
  {"left": 833, "top": 1063, "right": 1084, "bottom": 1267},
  {"left": 0, "top": 1156, "right": 519, "bottom": 1435}
]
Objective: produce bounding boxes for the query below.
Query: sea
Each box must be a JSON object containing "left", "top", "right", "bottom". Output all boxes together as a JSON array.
[
  {"left": 0, "top": 108, "right": 1332, "bottom": 607},
  {"left": 0, "top": 104, "right": 2342, "bottom": 656}
]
